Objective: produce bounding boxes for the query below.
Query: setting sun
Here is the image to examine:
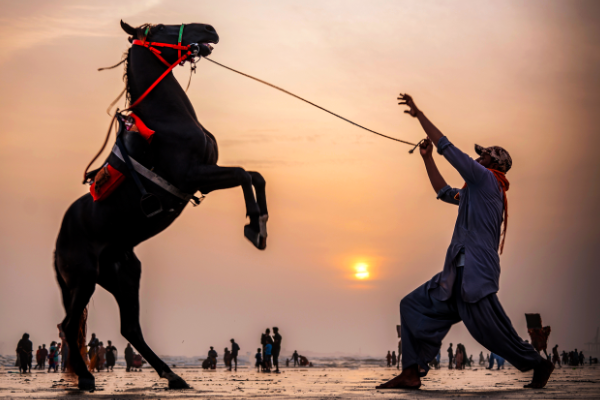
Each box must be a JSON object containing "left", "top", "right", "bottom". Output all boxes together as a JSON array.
[{"left": 354, "top": 263, "right": 370, "bottom": 280}]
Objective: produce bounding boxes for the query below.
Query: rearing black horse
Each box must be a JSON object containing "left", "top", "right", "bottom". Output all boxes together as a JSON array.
[{"left": 55, "top": 21, "right": 268, "bottom": 390}]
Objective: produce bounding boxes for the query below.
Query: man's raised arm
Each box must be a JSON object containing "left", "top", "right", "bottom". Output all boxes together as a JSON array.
[{"left": 398, "top": 93, "right": 444, "bottom": 147}]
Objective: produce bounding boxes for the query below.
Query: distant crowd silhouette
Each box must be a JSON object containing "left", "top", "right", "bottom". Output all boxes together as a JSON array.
[
  {"left": 15, "top": 328, "right": 141, "bottom": 374},
  {"left": 384, "top": 342, "right": 597, "bottom": 371}
]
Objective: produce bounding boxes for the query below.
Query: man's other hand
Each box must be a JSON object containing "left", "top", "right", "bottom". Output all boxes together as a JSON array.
[
  {"left": 398, "top": 93, "right": 420, "bottom": 117},
  {"left": 420, "top": 138, "right": 433, "bottom": 158}
]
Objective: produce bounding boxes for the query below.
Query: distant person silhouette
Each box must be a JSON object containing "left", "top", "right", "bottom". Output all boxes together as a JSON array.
[
  {"left": 455, "top": 344, "right": 464, "bottom": 369},
  {"left": 551, "top": 345, "right": 561, "bottom": 368},
  {"left": 106, "top": 341, "right": 117, "bottom": 371},
  {"left": 35, "top": 346, "right": 42, "bottom": 370},
  {"left": 124, "top": 343, "right": 134, "bottom": 372},
  {"left": 497, "top": 354, "right": 505, "bottom": 369},
  {"left": 272, "top": 327, "right": 282, "bottom": 373},
  {"left": 223, "top": 348, "right": 231, "bottom": 370},
  {"left": 97, "top": 342, "right": 106, "bottom": 371},
  {"left": 54, "top": 343, "right": 62, "bottom": 372},
  {"left": 48, "top": 341, "right": 58, "bottom": 372},
  {"left": 208, "top": 346, "right": 218, "bottom": 369},
  {"left": 230, "top": 339, "right": 240, "bottom": 371},
  {"left": 16, "top": 333, "right": 33, "bottom": 374},
  {"left": 479, "top": 351, "right": 485, "bottom": 366},
  {"left": 255, "top": 348, "right": 262, "bottom": 372},
  {"left": 87, "top": 333, "right": 99, "bottom": 372},
  {"left": 260, "top": 328, "right": 272, "bottom": 370},
  {"left": 386, "top": 351, "right": 392, "bottom": 367},
  {"left": 391, "top": 351, "right": 397, "bottom": 366},
  {"left": 291, "top": 350, "right": 299, "bottom": 367},
  {"left": 39, "top": 344, "right": 48, "bottom": 369},
  {"left": 264, "top": 342, "right": 272, "bottom": 372},
  {"left": 579, "top": 351, "right": 585, "bottom": 366},
  {"left": 447, "top": 343, "right": 454, "bottom": 369},
  {"left": 397, "top": 339, "right": 402, "bottom": 369}
]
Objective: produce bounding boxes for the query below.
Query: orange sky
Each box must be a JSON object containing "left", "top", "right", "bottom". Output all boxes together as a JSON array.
[{"left": 1, "top": 0, "right": 599, "bottom": 359}]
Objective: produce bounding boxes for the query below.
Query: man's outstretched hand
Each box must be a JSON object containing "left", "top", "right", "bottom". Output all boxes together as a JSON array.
[
  {"left": 398, "top": 93, "right": 420, "bottom": 117},
  {"left": 420, "top": 137, "right": 433, "bottom": 158}
]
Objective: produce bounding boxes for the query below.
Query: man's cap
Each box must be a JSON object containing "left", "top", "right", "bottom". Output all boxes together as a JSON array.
[{"left": 475, "top": 144, "right": 512, "bottom": 173}]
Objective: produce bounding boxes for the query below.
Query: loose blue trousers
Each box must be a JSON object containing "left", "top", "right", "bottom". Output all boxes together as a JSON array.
[{"left": 400, "top": 267, "right": 542, "bottom": 375}]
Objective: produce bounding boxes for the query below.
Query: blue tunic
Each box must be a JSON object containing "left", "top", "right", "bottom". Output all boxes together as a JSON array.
[{"left": 426, "top": 136, "right": 505, "bottom": 303}]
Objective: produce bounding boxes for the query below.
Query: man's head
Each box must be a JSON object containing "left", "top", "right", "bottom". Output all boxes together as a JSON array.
[
  {"left": 475, "top": 144, "right": 512, "bottom": 173},
  {"left": 91, "top": 333, "right": 96, "bottom": 338},
  {"left": 42, "top": 344, "right": 46, "bottom": 348},
  {"left": 22, "top": 333, "right": 29, "bottom": 339},
  {"left": 38, "top": 346, "right": 41, "bottom": 349},
  {"left": 210, "top": 346, "right": 214, "bottom": 350},
  {"left": 108, "top": 341, "right": 112, "bottom": 345},
  {"left": 266, "top": 328, "right": 270, "bottom": 334},
  {"left": 273, "top": 327, "right": 278, "bottom": 333},
  {"left": 231, "top": 338, "right": 235, "bottom": 343}
]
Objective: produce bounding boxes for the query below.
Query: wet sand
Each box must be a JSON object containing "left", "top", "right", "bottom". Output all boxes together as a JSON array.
[{"left": 1, "top": 365, "right": 599, "bottom": 399}]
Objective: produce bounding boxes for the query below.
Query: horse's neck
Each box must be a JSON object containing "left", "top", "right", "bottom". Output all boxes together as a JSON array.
[{"left": 127, "top": 47, "right": 197, "bottom": 123}]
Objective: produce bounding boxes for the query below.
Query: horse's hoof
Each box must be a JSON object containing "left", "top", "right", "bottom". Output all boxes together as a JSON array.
[
  {"left": 244, "top": 224, "right": 267, "bottom": 250},
  {"left": 168, "top": 376, "right": 191, "bottom": 389},
  {"left": 78, "top": 377, "right": 95, "bottom": 391},
  {"left": 259, "top": 214, "right": 268, "bottom": 238},
  {"left": 163, "top": 372, "right": 191, "bottom": 389}
]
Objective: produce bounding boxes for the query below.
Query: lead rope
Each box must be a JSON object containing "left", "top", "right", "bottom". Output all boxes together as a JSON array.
[{"left": 201, "top": 57, "right": 418, "bottom": 149}]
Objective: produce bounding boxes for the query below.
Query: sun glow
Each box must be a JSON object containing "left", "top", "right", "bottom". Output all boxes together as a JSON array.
[{"left": 354, "top": 263, "right": 370, "bottom": 280}]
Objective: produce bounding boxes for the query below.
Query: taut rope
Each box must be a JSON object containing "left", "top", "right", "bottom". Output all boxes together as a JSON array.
[{"left": 203, "top": 57, "right": 418, "bottom": 148}]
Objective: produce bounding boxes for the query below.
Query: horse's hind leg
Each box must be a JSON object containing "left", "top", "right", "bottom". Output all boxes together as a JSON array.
[
  {"left": 97, "top": 248, "right": 189, "bottom": 389},
  {"left": 55, "top": 254, "right": 97, "bottom": 390}
]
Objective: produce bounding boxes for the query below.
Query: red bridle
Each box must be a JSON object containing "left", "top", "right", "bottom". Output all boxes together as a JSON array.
[{"left": 126, "top": 24, "right": 199, "bottom": 110}]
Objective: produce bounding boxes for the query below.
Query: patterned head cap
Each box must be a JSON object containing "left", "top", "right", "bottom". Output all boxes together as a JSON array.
[{"left": 475, "top": 144, "right": 512, "bottom": 173}]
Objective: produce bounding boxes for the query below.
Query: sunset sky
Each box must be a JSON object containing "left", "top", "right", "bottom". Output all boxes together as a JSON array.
[{"left": 1, "top": 0, "right": 599, "bottom": 360}]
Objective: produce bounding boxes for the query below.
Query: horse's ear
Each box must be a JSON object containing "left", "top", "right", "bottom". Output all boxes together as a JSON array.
[{"left": 120, "top": 20, "right": 138, "bottom": 36}]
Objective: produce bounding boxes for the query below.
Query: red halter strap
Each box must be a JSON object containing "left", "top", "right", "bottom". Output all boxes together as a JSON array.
[{"left": 126, "top": 25, "right": 193, "bottom": 110}]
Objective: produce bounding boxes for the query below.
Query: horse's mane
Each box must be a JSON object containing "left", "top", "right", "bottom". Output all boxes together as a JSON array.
[
  {"left": 123, "top": 23, "right": 155, "bottom": 108},
  {"left": 124, "top": 48, "right": 132, "bottom": 108}
]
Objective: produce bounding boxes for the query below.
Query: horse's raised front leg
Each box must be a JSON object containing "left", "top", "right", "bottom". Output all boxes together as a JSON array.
[
  {"left": 97, "top": 248, "right": 189, "bottom": 389},
  {"left": 247, "top": 171, "right": 268, "bottom": 243},
  {"left": 193, "top": 165, "right": 268, "bottom": 250}
]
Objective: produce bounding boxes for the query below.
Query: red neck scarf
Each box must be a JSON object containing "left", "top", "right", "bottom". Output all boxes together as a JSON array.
[{"left": 454, "top": 169, "right": 509, "bottom": 254}]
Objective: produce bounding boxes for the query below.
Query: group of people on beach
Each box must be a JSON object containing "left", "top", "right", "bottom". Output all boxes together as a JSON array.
[
  {"left": 86, "top": 333, "right": 118, "bottom": 372},
  {"left": 552, "top": 345, "right": 588, "bottom": 368},
  {"left": 446, "top": 343, "right": 473, "bottom": 369},
  {"left": 15, "top": 333, "right": 67, "bottom": 374},
  {"left": 15, "top": 330, "right": 143, "bottom": 374},
  {"left": 203, "top": 339, "right": 241, "bottom": 371},
  {"left": 255, "top": 327, "right": 282, "bottom": 373}
]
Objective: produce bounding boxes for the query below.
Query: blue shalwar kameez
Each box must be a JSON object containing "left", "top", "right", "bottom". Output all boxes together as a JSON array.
[{"left": 400, "top": 136, "right": 542, "bottom": 375}]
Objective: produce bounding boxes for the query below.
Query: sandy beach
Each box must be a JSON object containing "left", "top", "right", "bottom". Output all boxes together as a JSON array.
[{"left": 1, "top": 364, "right": 599, "bottom": 399}]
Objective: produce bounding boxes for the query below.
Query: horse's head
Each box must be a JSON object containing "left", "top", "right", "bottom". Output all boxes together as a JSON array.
[{"left": 121, "top": 20, "right": 219, "bottom": 61}]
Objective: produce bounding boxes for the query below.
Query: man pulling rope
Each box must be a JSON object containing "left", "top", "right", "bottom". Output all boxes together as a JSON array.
[{"left": 377, "top": 94, "right": 554, "bottom": 390}]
